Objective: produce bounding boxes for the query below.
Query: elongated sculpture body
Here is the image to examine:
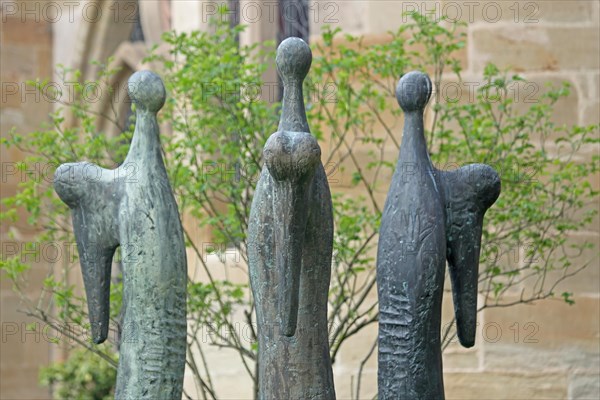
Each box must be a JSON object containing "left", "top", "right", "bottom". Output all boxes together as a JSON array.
[
  {"left": 54, "top": 71, "right": 187, "bottom": 399},
  {"left": 248, "top": 37, "right": 336, "bottom": 400},
  {"left": 377, "top": 71, "right": 501, "bottom": 399}
]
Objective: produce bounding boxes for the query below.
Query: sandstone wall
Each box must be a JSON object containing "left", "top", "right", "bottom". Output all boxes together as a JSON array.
[
  {"left": 1, "top": 1, "right": 54, "bottom": 398},
  {"left": 1, "top": 1, "right": 598, "bottom": 399},
  {"left": 311, "top": 1, "right": 599, "bottom": 399}
]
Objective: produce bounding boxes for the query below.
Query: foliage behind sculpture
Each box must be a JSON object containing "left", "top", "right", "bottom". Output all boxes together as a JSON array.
[{"left": 2, "top": 11, "right": 598, "bottom": 399}]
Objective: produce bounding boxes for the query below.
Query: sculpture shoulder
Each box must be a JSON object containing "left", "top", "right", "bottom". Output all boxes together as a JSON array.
[
  {"left": 440, "top": 163, "right": 501, "bottom": 212},
  {"left": 54, "top": 162, "right": 116, "bottom": 208}
]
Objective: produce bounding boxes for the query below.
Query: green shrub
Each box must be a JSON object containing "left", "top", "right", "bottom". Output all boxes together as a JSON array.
[
  {"left": 39, "top": 346, "right": 117, "bottom": 400},
  {"left": 2, "top": 11, "right": 597, "bottom": 399}
]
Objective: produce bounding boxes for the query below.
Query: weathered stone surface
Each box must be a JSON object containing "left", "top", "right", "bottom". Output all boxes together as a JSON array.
[
  {"left": 438, "top": 74, "right": 579, "bottom": 127},
  {"left": 309, "top": 0, "right": 367, "bottom": 37},
  {"left": 531, "top": 233, "right": 600, "bottom": 295},
  {"left": 335, "top": 324, "right": 378, "bottom": 369},
  {"left": 472, "top": 27, "right": 600, "bottom": 72},
  {"left": 569, "top": 372, "right": 600, "bottom": 399},
  {"left": 531, "top": 0, "right": 595, "bottom": 24},
  {"left": 576, "top": 71, "right": 599, "bottom": 101},
  {"left": 0, "top": 365, "right": 51, "bottom": 400},
  {"left": 525, "top": 75, "right": 579, "bottom": 126},
  {"left": 582, "top": 101, "right": 600, "bottom": 125},
  {"left": 248, "top": 37, "right": 335, "bottom": 400},
  {"left": 441, "top": 295, "right": 482, "bottom": 371},
  {"left": 438, "top": 0, "right": 595, "bottom": 24},
  {"left": 184, "top": 335, "right": 255, "bottom": 398},
  {"left": 0, "top": 295, "right": 50, "bottom": 365},
  {"left": 53, "top": 71, "right": 187, "bottom": 399},
  {"left": 376, "top": 71, "right": 500, "bottom": 399},
  {"left": 445, "top": 370, "right": 568, "bottom": 399},
  {"left": 483, "top": 343, "right": 599, "bottom": 373},
  {"left": 484, "top": 296, "right": 600, "bottom": 351},
  {"left": 0, "top": 11, "right": 57, "bottom": 399},
  {"left": 333, "top": 368, "right": 377, "bottom": 400},
  {"left": 0, "top": 15, "right": 51, "bottom": 45}
]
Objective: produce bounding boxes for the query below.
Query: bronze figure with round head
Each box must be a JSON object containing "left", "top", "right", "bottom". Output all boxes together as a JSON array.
[
  {"left": 54, "top": 71, "right": 187, "bottom": 399},
  {"left": 248, "top": 37, "right": 336, "bottom": 400},
  {"left": 377, "top": 71, "right": 500, "bottom": 399}
]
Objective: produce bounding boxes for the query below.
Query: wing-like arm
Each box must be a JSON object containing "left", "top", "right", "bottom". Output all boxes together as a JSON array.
[
  {"left": 441, "top": 164, "right": 500, "bottom": 347},
  {"left": 54, "top": 162, "right": 119, "bottom": 343}
]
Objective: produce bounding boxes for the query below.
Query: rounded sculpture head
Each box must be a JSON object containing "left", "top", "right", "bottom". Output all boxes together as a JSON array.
[
  {"left": 276, "top": 37, "right": 312, "bottom": 84},
  {"left": 127, "top": 70, "right": 166, "bottom": 112},
  {"left": 396, "top": 71, "right": 432, "bottom": 112}
]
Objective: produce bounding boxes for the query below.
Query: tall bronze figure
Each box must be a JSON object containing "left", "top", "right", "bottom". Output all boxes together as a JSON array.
[
  {"left": 248, "top": 37, "right": 336, "bottom": 400},
  {"left": 54, "top": 71, "right": 187, "bottom": 399},
  {"left": 376, "top": 71, "right": 501, "bottom": 399}
]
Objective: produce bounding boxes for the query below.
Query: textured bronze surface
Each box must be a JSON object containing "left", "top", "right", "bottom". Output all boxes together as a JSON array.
[
  {"left": 54, "top": 71, "right": 187, "bottom": 400},
  {"left": 377, "top": 71, "right": 501, "bottom": 399},
  {"left": 248, "top": 37, "right": 336, "bottom": 400}
]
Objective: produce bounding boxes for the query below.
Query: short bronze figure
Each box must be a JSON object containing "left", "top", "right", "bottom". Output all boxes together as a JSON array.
[
  {"left": 376, "top": 71, "right": 500, "bottom": 399},
  {"left": 248, "top": 37, "right": 336, "bottom": 400},
  {"left": 54, "top": 71, "right": 187, "bottom": 399}
]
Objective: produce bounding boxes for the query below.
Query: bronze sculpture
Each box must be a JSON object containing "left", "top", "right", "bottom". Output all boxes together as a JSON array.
[
  {"left": 247, "top": 37, "right": 336, "bottom": 400},
  {"left": 54, "top": 71, "right": 187, "bottom": 399},
  {"left": 376, "top": 71, "right": 501, "bottom": 399}
]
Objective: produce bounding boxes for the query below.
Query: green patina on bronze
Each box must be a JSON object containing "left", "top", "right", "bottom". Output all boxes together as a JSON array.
[
  {"left": 54, "top": 71, "right": 187, "bottom": 400},
  {"left": 248, "top": 38, "right": 336, "bottom": 400}
]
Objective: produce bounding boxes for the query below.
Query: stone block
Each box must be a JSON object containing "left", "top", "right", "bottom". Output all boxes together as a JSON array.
[
  {"left": 482, "top": 295, "right": 599, "bottom": 351},
  {"left": 483, "top": 342, "right": 599, "bottom": 374},
  {"left": 365, "top": 0, "right": 440, "bottom": 34},
  {"left": 441, "top": 293, "right": 482, "bottom": 371},
  {"left": 184, "top": 306, "right": 256, "bottom": 399},
  {"left": 582, "top": 101, "right": 600, "bottom": 125},
  {"left": 0, "top": 365, "right": 50, "bottom": 399},
  {"left": 309, "top": 0, "right": 368, "bottom": 37},
  {"left": 445, "top": 370, "right": 568, "bottom": 399},
  {"left": 186, "top": 249, "right": 249, "bottom": 285},
  {"left": 0, "top": 295, "right": 51, "bottom": 367},
  {"left": 0, "top": 44, "right": 33, "bottom": 83},
  {"left": 428, "top": 73, "right": 580, "bottom": 154},
  {"left": 0, "top": 16, "right": 51, "bottom": 46},
  {"left": 183, "top": 346, "right": 255, "bottom": 398},
  {"left": 333, "top": 323, "right": 377, "bottom": 370},
  {"left": 594, "top": 0, "right": 600, "bottom": 25},
  {"left": 443, "top": 345, "right": 480, "bottom": 371},
  {"left": 439, "top": 0, "right": 596, "bottom": 25},
  {"left": 516, "top": 75, "right": 579, "bottom": 126},
  {"left": 532, "top": 232, "right": 600, "bottom": 296},
  {"left": 333, "top": 367, "right": 377, "bottom": 400},
  {"left": 537, "top": 0, "right": 596, "bottom": 24},
  {"left": 569, "top": 372, "right": 600, "bottom": 399},
  {"left": 471, "top": 27, "right": 600, "bottom": 73},
  {"left": 577, "top": 71, "right": 600, "bottom": 102}
]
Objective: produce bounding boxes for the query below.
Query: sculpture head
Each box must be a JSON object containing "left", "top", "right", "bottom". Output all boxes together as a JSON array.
[
  {"left": 127, "top": 70, "right": 166, "bottom": 113},
  {"left": 396, "top": 71, "right": 432, "bottom": 113},
  {"left": 276, "top": 37, "right": 312, "bottom": 85}
]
